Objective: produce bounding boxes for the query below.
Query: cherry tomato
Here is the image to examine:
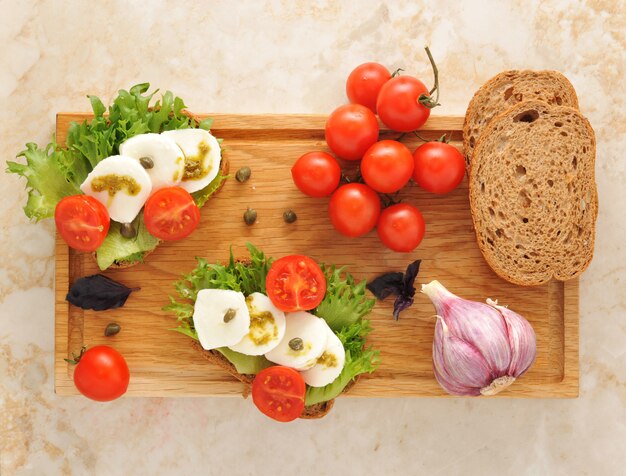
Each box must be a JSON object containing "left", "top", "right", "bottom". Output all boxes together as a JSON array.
[
  {"left": 291, "top": 152, "right": 341, "bottom": 197},
  {"left": 325, "top": 104, "right": 379, "bottom": 161},
  {"left": 143, "top": 187, "right": 200, "bottom": 241},
  {"left": 252, "top": 366, "right": 306, "bottom": 422},
  {"left": 328, "top": 183, "right": 381, "bottom": 237},
  {"left": 376, "top": 76, "right": 431, "bottom": 132},
  {"left": 361, "top": 140, "right": 414, "bottom": 193},
  {"left": 413, "top": 142, "right": 466, "bottom": 194},
  {"left": 377, "top": 203, "right": 426, "bottom": 252},
  {"left": 54, "top": 195, "right": 110, "bottom": 252},
  {"left": 72, "top": 346, "right": 130, "bottom": 402},
  {"left": 346, "top": 62, "right": 391, "bottom": 113},
  {"left": 265, "top": 255, "right": 327, "bottom": 312}
]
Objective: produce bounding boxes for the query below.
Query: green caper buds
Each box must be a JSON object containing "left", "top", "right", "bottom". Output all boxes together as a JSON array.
[
  {"left": 235, "top": 166, "right": 251, "bottom": 183},
  {"left": 283, "top": 209, "right": 297, "bottom": 224},
  {"left": 243, "top": 207, "right": 257, "bottom": 225}
]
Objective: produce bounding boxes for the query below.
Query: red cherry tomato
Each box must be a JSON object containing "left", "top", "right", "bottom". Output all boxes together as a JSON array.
[
  {"left": 252, "top": 366, "right": 306, "bottom": 422},
  {"left": 346, "top": 62, "right": 391, "bottom": 113},
  {"left": 143, "top": 187, "right": 200, "bottom": 241},
  {"left": 413, "top": 142, "right": 466, "bottom": 194},
  {"left": 291, "top": 152, "right": 341, "bottom": 197},
  {"left": 328, "top": 183, "right": 381, "bottom": 237},
  {"left": 376, "top": 76, "right": 431, "bottom": 132},
  {"left": 265, "top": 255, "right": 327, "bottom": 312},
  {"left": 54, "top": 195, "right": 110, "bottom": 252},
  {"left": 72, "top": 346, "right": 130, "bottom": 402},
  {"left": 361, "top": 140, "right": 414, "bottom": 193},
  {"left": 325, "top": 104, "right": 379, "bottom": 161},
  {"left": 377, "top": 203, "right": 426, "bottom": 252}
]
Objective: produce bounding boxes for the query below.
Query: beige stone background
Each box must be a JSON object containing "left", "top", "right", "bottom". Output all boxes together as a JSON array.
[{"left": 1, "top": 1, "right": 625, "bottom": 475}]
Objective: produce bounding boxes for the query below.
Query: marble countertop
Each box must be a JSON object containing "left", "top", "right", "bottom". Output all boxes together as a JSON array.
[{"left": 1, "top": 1, "right": 625, "bottom": 474}]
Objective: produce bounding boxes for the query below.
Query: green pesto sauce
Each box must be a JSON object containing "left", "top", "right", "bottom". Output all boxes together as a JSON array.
[
  {"left": 91, "top": 174, "right": 141, "bottom": 196},
  {"left": 183, "top": 142, "right": 212, "bottom": 181},
  {"left": 249, "top": 311, "right": 278, "bottom": 346},
  {"left": 317, "top": 351, "right": 338, "bottom": 368}
]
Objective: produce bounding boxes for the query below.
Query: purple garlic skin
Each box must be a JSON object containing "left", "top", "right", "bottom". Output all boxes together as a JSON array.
[{"left": 422, "top": 280, "right": 537, "bottom": 397}]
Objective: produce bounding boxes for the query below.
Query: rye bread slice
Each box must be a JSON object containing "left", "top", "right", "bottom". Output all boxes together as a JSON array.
[
  {"left": 469, "top": 100, "right": 597, "bottom": 286},
  {"left": 93, "top": 154, "right": 229, "bottom": 269},
  {"left": 463, "top": 70, "right": 579, "bottom": 167}
]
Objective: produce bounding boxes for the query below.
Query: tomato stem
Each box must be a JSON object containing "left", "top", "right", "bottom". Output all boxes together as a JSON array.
[
  {"left": 64, "top": 345, "right": 87, "bottom": 365},
  {"left": 412, "top": 131, "right": 430, "bottom": 142},
  {"left": 391, "top": 67, "right": 404, "bottom": 78},
  {"left": 418, "top": 46, "right": 440, "bottom": 109}
]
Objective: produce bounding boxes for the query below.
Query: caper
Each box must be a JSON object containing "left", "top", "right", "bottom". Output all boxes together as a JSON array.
[
  {"left": 120, "top": 222, "right": 137, "bottom": 238},
  {"left": 283, "top": 209, "right": 297, "bottom": 224},
  {"left": 243, "top": 207, "right": 257, "bottom": 225},
  {"left": 139, "top": 156, "right": 154, "bottom": 169},
  {"left": 104, "top": 323, "right": 121, "bottom": 337},
  {"left": 235, "top": 166, "right": 251, "bottom": 183},
  {"left": 223, "top": 308, "right": 237, "bottom": 323},
  {"left": 288, "top": 337, "right": 304, "bottom": 351}
]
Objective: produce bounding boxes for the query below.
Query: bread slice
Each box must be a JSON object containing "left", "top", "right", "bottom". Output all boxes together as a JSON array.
[
  {"left": 469, "top": 100, "right": 597, "bottom": 286},
  {"left": 94, "top": 154, "right": 229, "bottom": 269},
  {"left": 463, "top": 70, "right": 579, "bottom": 167}
]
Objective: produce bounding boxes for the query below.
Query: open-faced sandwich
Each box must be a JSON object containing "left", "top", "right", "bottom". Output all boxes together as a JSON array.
[
  {"left": 7, "top": 83, "right": 227, "bottom": 270},
  {"left": 165, "top": 244, "right": 379, "bottom": 422}
]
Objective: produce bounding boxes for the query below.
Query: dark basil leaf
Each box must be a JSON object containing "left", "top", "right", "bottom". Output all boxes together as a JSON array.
[
  {"left": 66, "top": 274, "right": 137, "bottom": 311},
  {"left": 367, "top": 260, "right": 421, "bottom": 320},
  {"left": 366, "top": 272, "right": 404, "bottom": 300}
]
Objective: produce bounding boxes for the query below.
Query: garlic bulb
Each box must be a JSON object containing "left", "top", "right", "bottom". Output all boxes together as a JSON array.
[{"left": 421, "top": 280, "right": 536, "bottom": 396}]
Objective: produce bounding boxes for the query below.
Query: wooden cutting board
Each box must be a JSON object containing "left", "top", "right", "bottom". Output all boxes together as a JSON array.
[{"left": 54, "top": 113, "right": 578, "bottom": 398}]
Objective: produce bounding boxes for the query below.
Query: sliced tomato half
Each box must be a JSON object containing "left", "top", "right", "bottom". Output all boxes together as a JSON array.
[
  {"left": 265, "top": 255, "right": 327, "bottom": 312},
  {"left": 54, "top": 195, "right": 110, "bottom": 252},
  {"left": 252, "top": 366, "right": 306, "bottom": 422},
  {"left": 143, "top": 187, "right": 200, "bottom": 241}
]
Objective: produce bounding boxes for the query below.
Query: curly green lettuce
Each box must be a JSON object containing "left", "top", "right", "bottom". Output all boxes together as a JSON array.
[
  {"left": 6, "top": 83, "right": 222, "bottom": 268},
  {"left": 164, "top": 244, "right": 380, "bottom": 403}
]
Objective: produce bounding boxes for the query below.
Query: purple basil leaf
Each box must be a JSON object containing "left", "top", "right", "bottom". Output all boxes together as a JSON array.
[
  {"left": 393, "top": 294, "right": 415, "bottom": 320},
  {"left": 402, "top": 259, "right": 421, "bottom": 298},
  {"left": 366, "top": 272, "right": 404, "bottom": 300},
  {"left": 66, "top": 274, "right": 137, "bottom": 311}
]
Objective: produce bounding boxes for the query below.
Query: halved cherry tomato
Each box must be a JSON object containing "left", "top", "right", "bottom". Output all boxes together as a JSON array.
[
  {"left": 291, "top": 151, "right": 341, "bottom": 198},
  {"left": 377, "top": 203, "right": 425, "bottom": 252},
  {"left": 54, "top": 195, "right": 110, "bottom": 252},
  {"left": 361, "top": 140, "right": 414, "bottom": 193},
  {"left": 252, "top": 366, "right": 306, "bottom": 422},
  {"left": 376, "top": 76, "right": 431, "bottom": 132},
  {"left": 346, "top": 62, "right": 391, "bottom": 113},
  {"left": 328, "top": 183, "right": 381, "bottom": 237},
  {"left": 412, "top": 142, "right": 466, "bottom": 194},
  {"left": 71, "top": 346, "right": 130, "bottom": 402},
  {"left": 325, "top": 104, "right": 379, "bottom": 161},
  {"left": 265, "top": 255, "right": 326, "bottom": 312},
  {"left": 143, "top": 187, "right": 200, "bottom": 241}
]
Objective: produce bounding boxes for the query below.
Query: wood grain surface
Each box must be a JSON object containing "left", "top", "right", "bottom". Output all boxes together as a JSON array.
[{"left": 54, "top": 113, "right": 579, "bottom": 398}]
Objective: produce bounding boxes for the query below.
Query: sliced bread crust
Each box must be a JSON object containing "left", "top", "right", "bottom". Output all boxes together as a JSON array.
[
  {"left": 469, "top": 100, "right": 597, "bottom": 286},
  {"left": 463, "top": 70, "right": 579, "bottom": 167}
]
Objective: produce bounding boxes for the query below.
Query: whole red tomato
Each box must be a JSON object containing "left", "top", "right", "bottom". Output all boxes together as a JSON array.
[
  {"left": 377, "top": 203, "right": 426, "bottom": 252},
  {"left": 413, "top": 142, "right": 466, "bottom": 194},
  {"left": 325, "top": 104, "right": 379, "bottom": 161},
  {"left": 71, "top": 346, "right": 130, "bottom": 402},
  {"left": 346, "top": 62, "right": 391, "bottom": 113},
  {"left": 291, "top": 152, "right": 341, "bottom": 197},
  {"left": 376, "top": 76, "right": 432, "bottom": 132},
  {"left": 328, "top": 183, "right": 381, "bottom": 237},
  {"left": 361, "top": 140, "right": 414, "bottom": 193}
]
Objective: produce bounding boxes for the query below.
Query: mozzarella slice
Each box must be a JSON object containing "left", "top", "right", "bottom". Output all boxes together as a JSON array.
[
  {"left": 80, "top": 155, "right": 152, "bottom": 223},
  {"left": 193, "top": 289, "right": 250, "bottom": 351},
  {"left": 265, "top": 311, "right": 328, "bottom": 370},
  {"left": 300, "top": 324, "right": 345, "bottom": 387},
  {"left": 161, "top": 129, "right": 221, "bottom": 193},
  {"left": 229, "top": 293, "right": 286, "bottom": 356},
  {"left": 119, "top": 133, "right": 185, "bottom": 190}
]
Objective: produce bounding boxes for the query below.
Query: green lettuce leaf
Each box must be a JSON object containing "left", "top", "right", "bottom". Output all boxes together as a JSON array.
[
  {"left": 6, "top": 142, "right": 80, "bottom": 221},
  {"left": 305, "top": 320, "right": 380, "bottom": 406},
  {"left": 192, "top": 170, "right": 228, "bottom": 208},
  {"left": 314, "top": 265, "right": 375, "bottom": 332},
  {"left": 215, "top": 348, "right": 273, "bottom": 375},
  {"left": 95, "top": 215, "right": 159, "bottom": 270}
]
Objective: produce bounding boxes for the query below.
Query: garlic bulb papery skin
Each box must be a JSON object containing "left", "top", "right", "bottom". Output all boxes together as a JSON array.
[{"left": 422, "top": 280, "right": 537, "bottom": 397}]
